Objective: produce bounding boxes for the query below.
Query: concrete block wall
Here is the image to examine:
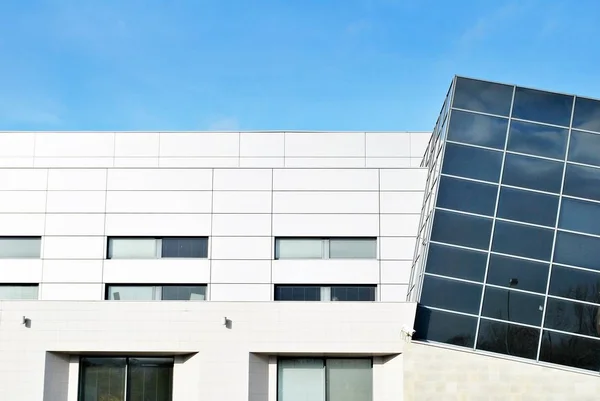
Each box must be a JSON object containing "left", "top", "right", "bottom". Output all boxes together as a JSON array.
[{"left": 403, "top": 342, "right": 600, "bottom": 401}]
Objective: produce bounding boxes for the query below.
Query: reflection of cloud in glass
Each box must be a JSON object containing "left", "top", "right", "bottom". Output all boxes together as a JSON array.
[
  {"left": 564, "top": 164, "right": 600, "bottom": 202},
  {"left": 453, "top": 78, "right": 513, "bottom": 116},
  {"left": 559, "top": 197, "right": 600, "bottom": 237},
  {"left": 569, "top": 130, "right": 600, "bottom": 167},
  {"left": 507, "top": 120, "right": 567, "bottom": 159},
  {"left": 573, "top": 97, "right": 600, "bottom": 133},
  {"left": 503, "top": 154, "right": 563, "bottom": 193},
  {"left": 512, "top": 87, "right": 573, "bottom": 127},
  {"left": 448, "top": 110, "right": 507, "bottom": 149}
]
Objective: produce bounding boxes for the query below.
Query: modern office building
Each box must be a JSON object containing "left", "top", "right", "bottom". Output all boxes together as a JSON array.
[{"left": 1, "top": 77, "right": 600, "bottom": 401}]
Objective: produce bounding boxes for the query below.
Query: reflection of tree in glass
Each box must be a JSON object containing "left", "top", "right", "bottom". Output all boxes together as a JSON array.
[
  {"left": 541, "top": 282, "right": 600, "bottom": 371},
  {"left": 446, "top": 335, "right": 473, "bottom": 347},
  {"left": 128, "top": 364, "right": 173, "bottom": 401},
  {"left": 477, "top": 321, "right": 538, "bottom": 359}
]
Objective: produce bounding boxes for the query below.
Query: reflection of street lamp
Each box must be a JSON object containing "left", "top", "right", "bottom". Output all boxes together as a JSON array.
[{"left": 506, "top": 278, "right": 519, "bottom": 354}]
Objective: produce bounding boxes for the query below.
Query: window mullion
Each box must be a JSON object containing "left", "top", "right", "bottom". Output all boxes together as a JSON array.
[
  {"left": 156, "top": 239, "right": 162, "bottom": 258},
  {"left": 124, "top": 359, "right": 129, "bottom": 401},
  {"left": 323, "top": 239, "right": 330, "bottom": 260}
]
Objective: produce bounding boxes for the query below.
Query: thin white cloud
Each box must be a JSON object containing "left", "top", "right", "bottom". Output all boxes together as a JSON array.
[
  {"left": 208, "top": 117, "right": 240, "bottom": 131},
  {"left": 0, "top": 95, "right": 63, "bottom": 126},
  {"left": 456, "top": 1, "right": 533, "bottom": 48}
]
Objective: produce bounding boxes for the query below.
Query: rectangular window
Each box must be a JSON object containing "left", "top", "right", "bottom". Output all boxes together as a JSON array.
[
  {"left": 106, "top": 285, "right": 206, "bottom": 301},
  {"left": 0, "top": 237, "right": 41, "bottom": 258},
  {"left": 275, "top": 238, "right": 376, "bottom": 260},
  {"left": 277, "top": 358, "right": 372, "bottom": 401},
  {"left": 274, "top": 285, "right": 376, "bottom": 302},
  {"left": 0, "top": 284, "right": 38, "bottom": 300},
  {"left": 107, "top": 237, "right": 208, "bottom": 259},
  {"left": 79, "top": 357, "right": 173, "bottom": 401}
]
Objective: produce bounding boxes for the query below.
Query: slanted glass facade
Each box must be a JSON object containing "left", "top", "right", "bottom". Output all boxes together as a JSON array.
[{"left": 412, "top": 76, "right": 600, "bottom": 374}]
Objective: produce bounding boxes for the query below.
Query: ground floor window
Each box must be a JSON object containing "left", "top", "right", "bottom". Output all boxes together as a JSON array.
[
  {"left": 278, "top": 358, "right": 372, "bottom": 401},
  {"left": 79, "top": 357, "right": 173, "bottom": 401}
]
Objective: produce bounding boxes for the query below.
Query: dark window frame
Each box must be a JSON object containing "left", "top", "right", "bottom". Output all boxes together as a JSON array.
[
  {"left": 276, "top": 357, "right": 373, "bottom": 401},
  {"left": 274, "top": 284, "right": 377, "bottom": 302},
  {"left": 106, "top": 237, "right": 209, "bottom": 259},
  {"left": 78, "top": 356, "right": 174, "bottom": 401},
  {"left": 105, "top": 284, "right": 207, "bottom": 301},
  {"left": 274, "top": 237, "right": 377, "bottom": 260}
]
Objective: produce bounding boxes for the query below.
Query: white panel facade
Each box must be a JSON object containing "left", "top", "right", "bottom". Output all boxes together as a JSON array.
[
  {"left": 273, "top": 168, "right": 378, "bottom": 191},
  {"left": 272, "top": 191, "right": 379, "bottom": 214},
  {"left": 0, "top": 191, "right": 46, "bottom": 213},
  {"left": 107, "top": 168, "right": 212, "bottom": 190},
  {"left": 0, "top": 169, "right": 47, "bottom": 190},
  {"left": 106, "top": 191, "right": 212, "bottom": 213},
  {"left": 272, "top": 260, "right": 380, "bottom": 284},
  {"left": 114, "top": 132, "right": 160, "bottom": 157},
  {"left": 213, "top": 169, "right": 272, "bottom": 190},
  {"left": 103, "top": 260, "right": 211, "bottom": 284},
  {"left": 273, "top": 214, "right": 379, "bottom": 236},
  {"left": 42, "top": 237, "right": 105, "bottom": 259},
  {"left": 46, "top": 191, "right": 106, "bottom": 213},
  {"left": 212, "top": 191, "right": 272, "bottom": 213},
  {"left": 211, "top": 260, "right": 272, "bottom": 283},
  {"left": 211, "top": 237, "right": 272, "bottom": 260},
  {"left": 34, "top": 132, "right": 115, "bottom": 157},
  {"left": 0, "top": 260, "right": 43, "bottom": 282},
  {"left": 42, "top": 260, "right": 103, "bottom": 283},
  {"left": 0, "top": 132, "right": 35, "bottom": 156},
  {"left": 159, "top": 132, "right": 239, "bottom": 157},
  {"left": 105, "top": 214, "right": 212, "bottom": 236},
  {"left": 240, "top": 132, "right": 285, "bottom": 157},
  {"left": 284, "top": 132, "right": 364, "bottom": 157},
  {"left": 47, "top": 169, "right": 106, "bottom": 190},
  {"left": 0, "top": 131, "right": 431, "bottom": 401}
]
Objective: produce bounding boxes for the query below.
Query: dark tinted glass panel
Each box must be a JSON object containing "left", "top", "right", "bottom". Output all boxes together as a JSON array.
[
  {"left": 568, "top": 130, "right": 600, "bottom": 167},
  {"left": 492, "top": 221, "right": 554, "bottom": 261},
  {"left": 540, "top": 331, "right": 600, "bottom": 372},
  {"left": 573, "top": 97, "right": 600, "bottom": 133},
  {"left": 331, "top": 286, "right": 375, "bottom": 301},
  {"left": 501, "top": 153, "right": 563, "bottom": 193},
  {"left": 431, "top": 210, "right": 493, "bottom": 250},
  {"left": 275, "top": 286, "right": 320, "bottom": 301},
  {"left": 476, "top": 320, "right": 539, "bottom": 360},
  {"left": 425, "top": 243, "right": 488, "bottom": 282},
  {"left": 544, "top": 298, "right": 600, "bottom": 338},
  {"left": 481, "top": 287, "right": 544, "bottom": 326},
  {"left": 487, "top": 254, "right": 549, "bottom": 294},
  {"left": 128, "top": 358, "right": 173, "bottom": 401},
  {"left": 507, "top": 120, "right": 568, "bottom": 159},
  {"left": 559, "top": 197, "right": 600, "bottom": 236},
  {"left": 441, "top": 143, "right": 503, "bottom": 183},
  {"left": 413, "top": 306, "right": 477, "bottom": 347},
  {"left": 512, "top": 87, "right": 573, "bottom": 127},
  {"left": 549, "top": 265, "right": 600, "bottom": 304},
  {"left": 447, "top": 110, "right": 508, "bottom": 149},
  {"left": 80, "top": 357, "right": 126, "bottom": 401},
  {"left": 436, "top": 176, "right": 498, "bottom": 216},
  {"left": 161, "top": 238, "right": 207, "bottom": 258},
  {"left": 453, "top": 77, "right": 513, "bottom": 116},
  {"left": 496, "top": 187, "right": 558, "bottom": 227},
  {"left": 161, "top": 285, "right": 206, "bottom": 301},
  {"left": 554, "top": 231, "right": 600, "bottom": 271},
  {"left": 563, "top": 163, "right": 600, "bottom": 202},
  {"left": 420, "top": 275, "right": 482, "bottom": 314}
]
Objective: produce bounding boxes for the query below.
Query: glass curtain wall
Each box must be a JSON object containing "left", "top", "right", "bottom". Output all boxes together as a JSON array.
[{"left": 414, "top": 76, "right": 600, "bottom": 374}]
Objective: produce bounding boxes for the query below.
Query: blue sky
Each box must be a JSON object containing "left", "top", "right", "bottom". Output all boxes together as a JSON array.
[{"left": 1, "top": 0, "right": 599, "bottom": 131}]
